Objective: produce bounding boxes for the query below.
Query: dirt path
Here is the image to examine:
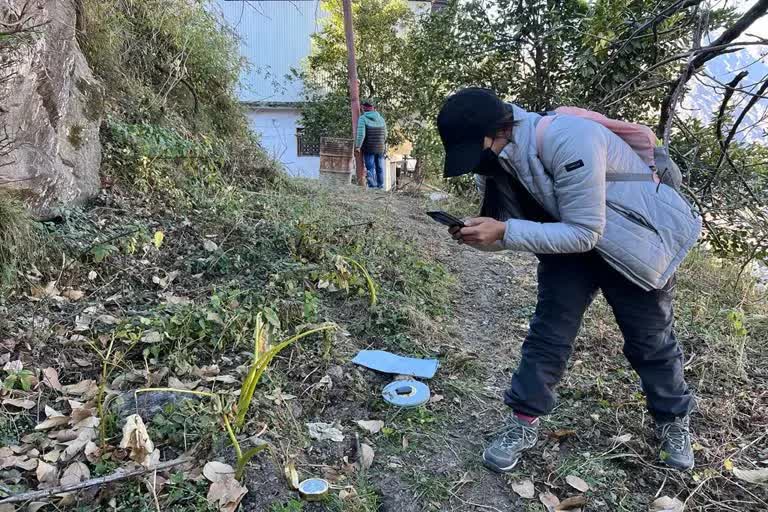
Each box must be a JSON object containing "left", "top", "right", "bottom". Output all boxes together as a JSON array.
[{"left": 364, "top": 192, "right": 541, "bottom": 511}]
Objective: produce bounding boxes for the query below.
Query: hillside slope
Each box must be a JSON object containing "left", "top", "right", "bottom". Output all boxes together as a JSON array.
[{"left": 1, "top": 181, "right": 766, "bottom": 511}]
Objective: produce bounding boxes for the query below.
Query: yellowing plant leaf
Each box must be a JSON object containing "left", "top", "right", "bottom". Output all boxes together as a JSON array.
[
  {"left": 511, "top": 479, "right": 535, "bottom": 499},
  {"left": 284, "top": 462, "right": 299, "bottom": 490},
  {"left": 723, "top": 458, "right": 734, "bottom": 471},
  {"left": 60, "top": 462, "right": 90, "bottom": 487},
  {"left": 120, "top": 414, "right": 155, "bottom": 467},
  {"left": 565, "top": 475, "right": 590, "bottom": 493},
  {"left": 153, "top": 231, "right": 165, "bottom": 249},
  {"left": 204, "top": 461, "right": 236, "bottom": 483},
  {"left": 36, "top": 460, "right": 58, "bottom": 489},
  {"left": 207, "top": 477, "right": 247, "bottom": 512},
  {"left": 2, "top": 398, "right": 36, "bottom": 410},
  {"left": 732, "top": 467, "right": 768, "bottom": 484},
  {"left": 650, "top": 496, "right": 684, "bottom": 512},
  {"left": 359, "top": 443, "right": 375, "bottom": 470}
]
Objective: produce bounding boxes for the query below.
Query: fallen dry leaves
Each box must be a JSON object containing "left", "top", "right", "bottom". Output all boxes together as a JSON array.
[
  {"left": 732, "top": 466, "right": 768, "bottom": 484},
  {"left": 565, "top": 474, "right": 590, "bottom": 493},
  {"left": 356, "top": 419, "right": 384, "bottom": 434},
  {"left": 120, "top": 414, "right": 159, "bottom": 467},
  {"left": 2, "top": 398, "right": 36, "bottom": 410},
  {"left": 35, "top": 460, "right": 58, "bottom": 490},
  {"left": 650, "top": 496, "right": 684, "bottom": 512},
  {"left": 60, "top": 461, "right": 90, "bottom": 487},
  {"left": 510, "top": 479, "right": 535, "bottom": 499},
  {"left": 359, "top": 443, "right": 375, "bottom": 470},
  {"left": 539, "top": 491, "right": 560, "bottom": 512},
  {"left": 307, "top": 422, "right": 344, "bottom": 442},
  {"left": 42, "top": 367, "right": 63, "bottom": 391},
  {"left": 203, "top": 461, "right": 247, "bottom": 512}
]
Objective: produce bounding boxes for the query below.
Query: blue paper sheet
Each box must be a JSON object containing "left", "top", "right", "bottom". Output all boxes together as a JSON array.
[{"left": 352, "top": 350, "right": 439, "bottom": 379}]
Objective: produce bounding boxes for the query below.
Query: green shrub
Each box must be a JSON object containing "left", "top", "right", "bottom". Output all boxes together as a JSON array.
[
  {"left": 82, "top": 0, "right": 245, "bottom": 136},
  {"left": 0, "top": 193, "right": 47, "bottom": 288}
]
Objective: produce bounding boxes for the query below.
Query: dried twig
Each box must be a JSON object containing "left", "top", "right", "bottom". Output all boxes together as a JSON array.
[
  {"left": 0, "top": 457, "right": 191, "bottom": 505},
  {"left": 657, "top": 0, "right": 768, "bottom": 137}
]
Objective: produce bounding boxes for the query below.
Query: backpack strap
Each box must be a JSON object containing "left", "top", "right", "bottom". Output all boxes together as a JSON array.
[
  {"left": 606, "top": 173, "right": 657, "bottom": 182},
  {"left": 535, "top": 113, "right": 556, "bottom": 158}
]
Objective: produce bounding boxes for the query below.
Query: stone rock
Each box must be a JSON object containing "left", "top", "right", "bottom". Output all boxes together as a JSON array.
[
  {"left": 0, "top": 0, "right": 102, "bottom": 219},
  {"left": 112, "top": 390, "right": 199, "bottom": 425}
]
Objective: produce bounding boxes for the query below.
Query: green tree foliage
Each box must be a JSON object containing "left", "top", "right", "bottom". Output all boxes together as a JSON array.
[
  {"left": 82, "top": 0, "right": 246, "bottom": 136},
  {"left": 299, "top": 0, "right": 414, "bottom": 145},
  {"left": 81, "top": 0, "right": 281, "bottom": 200}
]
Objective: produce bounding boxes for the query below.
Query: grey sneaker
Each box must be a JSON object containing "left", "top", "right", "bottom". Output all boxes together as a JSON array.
[
  {"left": 482, "top": 415, "right": 538, "bottom": 472},
  {"left": 655, "top": 416, "right": 694, "bottom": 470}
]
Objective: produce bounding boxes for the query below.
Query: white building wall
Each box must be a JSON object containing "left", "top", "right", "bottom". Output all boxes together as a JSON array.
[{"left": 247, "top": 107, "right": 320, "bottom": 179}]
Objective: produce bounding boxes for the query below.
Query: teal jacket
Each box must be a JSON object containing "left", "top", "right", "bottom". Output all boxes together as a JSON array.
[{"left": 355, "top": 111, "right": 387, "bottom": 154}]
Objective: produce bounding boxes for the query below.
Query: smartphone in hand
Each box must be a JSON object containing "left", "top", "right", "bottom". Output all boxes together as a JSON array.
[{"left": 426, "top": 211, "right": 465, "bottom": 228}]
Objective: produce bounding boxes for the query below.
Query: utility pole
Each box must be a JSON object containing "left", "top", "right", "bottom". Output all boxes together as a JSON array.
[{"left": 342, "top": 0, "right": 366, "bottom": 187}]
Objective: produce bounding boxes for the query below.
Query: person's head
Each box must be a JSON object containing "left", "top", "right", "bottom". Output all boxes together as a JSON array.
[
  {"left": 437, "top": 88, "right": 514, "bottom": 178},
  {"left": 362, "top": 99, "right": 376, "bottom": 112}
]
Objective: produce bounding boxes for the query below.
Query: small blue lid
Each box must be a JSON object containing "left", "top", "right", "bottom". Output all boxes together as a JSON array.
[
  {"left": 382, "top": 379, "right": 430, "bottom": 408},
  {"left": 298, "top": 478, "right": 329, "bottom": 496}
]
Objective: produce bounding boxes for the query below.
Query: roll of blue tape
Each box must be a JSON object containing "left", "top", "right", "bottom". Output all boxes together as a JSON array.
[{"left": 382, "top": 379, "right": 430, "bottom": 408}]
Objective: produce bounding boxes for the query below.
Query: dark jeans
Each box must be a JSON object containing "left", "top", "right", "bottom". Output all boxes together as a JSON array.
[
  {"left": 364, "top": 152, "right": 385, "bottom": 189},
  {"left": 504, "top": 251, "right": 692, "bottom": 423}
]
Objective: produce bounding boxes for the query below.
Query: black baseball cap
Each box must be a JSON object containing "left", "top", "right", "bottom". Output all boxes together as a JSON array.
[{"left": 437, "top": 88, "right": 511, "bottom": 177}]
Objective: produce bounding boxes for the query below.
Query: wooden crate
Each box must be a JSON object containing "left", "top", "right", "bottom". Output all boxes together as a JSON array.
[{"left": 319, "top": 137, "right": 354, "bottom": 185}]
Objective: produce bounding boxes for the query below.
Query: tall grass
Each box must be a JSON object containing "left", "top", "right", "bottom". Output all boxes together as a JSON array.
[
  {"left": 0, "top": 193, "right": 46, "bottom": 288},
  {"left": 675, "top": 249, "right": 767, "bottom": 390}
]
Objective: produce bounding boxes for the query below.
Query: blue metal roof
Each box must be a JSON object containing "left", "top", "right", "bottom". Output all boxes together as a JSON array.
[{"left": 213, "top": 1, "right": 324, "bottom": 103}]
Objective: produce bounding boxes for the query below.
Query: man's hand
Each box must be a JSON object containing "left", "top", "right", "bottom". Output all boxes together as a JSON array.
[{"left": 453, "top": 217, "right": 506, "bottom": 246}]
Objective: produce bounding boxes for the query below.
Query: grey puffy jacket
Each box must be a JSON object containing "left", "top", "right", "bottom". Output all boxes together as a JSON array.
[{"left": 477, "top": 104, "right": 702, "bottom": 291}]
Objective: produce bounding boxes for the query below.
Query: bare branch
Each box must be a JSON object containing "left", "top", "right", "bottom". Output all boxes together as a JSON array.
[
  {"left": 699, "top": 77, "right": 768, "bottom": 192},
  {"left": 657, "top": 0, "right": 768, "bottom": 137},
  {"left": 714, "top": 70, "right": 749, "bottom": 146}
]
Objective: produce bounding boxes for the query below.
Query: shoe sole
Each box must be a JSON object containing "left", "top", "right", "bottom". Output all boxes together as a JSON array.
[
  {"left": 659, "top": 460, "right": 694, "bottom": 471},
  {"left": 482, "top": 453, "right": 519, "bottom": 473}
]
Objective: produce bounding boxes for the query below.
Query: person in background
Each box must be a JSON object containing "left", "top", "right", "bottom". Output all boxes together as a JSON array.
[
  {"left": 436, "top": 88, "right": 702, "bottom": 473},
  {"left": 354, "top": 99, "right": 388, "bottom": 189}
]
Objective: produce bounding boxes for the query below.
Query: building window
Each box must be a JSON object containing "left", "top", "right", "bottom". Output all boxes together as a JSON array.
[{"left": 296, "top": 127, "right": 320, "bottom": 156}]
